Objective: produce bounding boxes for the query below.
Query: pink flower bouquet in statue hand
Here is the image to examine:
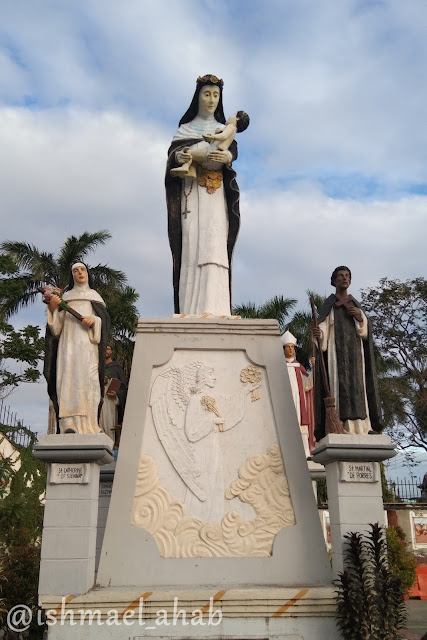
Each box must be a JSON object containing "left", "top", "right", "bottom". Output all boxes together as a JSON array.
[
  {"left": 40, "top": 285, "right": 63, "bottom": 304},
  {"left": 39, "top": 285, "right": 83, "bottom": 322}
]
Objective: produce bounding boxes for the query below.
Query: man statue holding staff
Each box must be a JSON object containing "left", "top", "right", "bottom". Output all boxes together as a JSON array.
[
  {"left": 311, "top": 266, "right": 382, "bottom": 440},
  {"left": 44, "top": 263, "right": 110, "bottom": 434}
]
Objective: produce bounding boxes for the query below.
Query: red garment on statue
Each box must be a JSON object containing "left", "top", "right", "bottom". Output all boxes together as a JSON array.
[{"left": 289, "top": 359, "right": 316, "bottom": 450}]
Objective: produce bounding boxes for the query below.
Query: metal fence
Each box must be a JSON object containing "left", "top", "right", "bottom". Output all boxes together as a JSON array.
[
  {"left": 0, "top": 399, "right": 36, "bottom": 448},
  {"left": 387, "top": 477, "right": 426, "bottom": 503}
]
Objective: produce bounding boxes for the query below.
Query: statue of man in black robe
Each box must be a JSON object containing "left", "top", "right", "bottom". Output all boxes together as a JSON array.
[{"left": 312, "top": 266, "right": 382, "bottom": 440}]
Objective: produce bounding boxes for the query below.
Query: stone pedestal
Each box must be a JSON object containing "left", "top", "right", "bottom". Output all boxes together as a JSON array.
[
  {"left": 311, "top": 434, "right": 396, "bottom": 577},
  {"left": 36, "top": 319, "right": 339, "bottom": 639},
  {"left": 34, "top": 433, "right": 114, "bottom": 596},
  {"left": 308, "top": 459, "right": 326, "bottom": 502},
  {"left": 97, "top": 318, "right": 331, "bottom": 589},
  {"left": 39, "top": 587, "right": 338, "bottom": 639}
]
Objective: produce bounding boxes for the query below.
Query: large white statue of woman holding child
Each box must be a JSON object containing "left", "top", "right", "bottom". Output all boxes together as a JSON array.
[{"left": 165, "top": 74, "right": 249, "bottom": 316}]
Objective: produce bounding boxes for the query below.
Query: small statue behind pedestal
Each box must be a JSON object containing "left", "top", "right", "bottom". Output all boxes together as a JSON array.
[
  {"left": 281, "top": 331, "right": 315, "bottom": 459},
  {"left": 100, "top": 344, "right": 128, "bottom": 447},
  {"left": 43, "top": 263, "right": 110, "bottom": 434}
]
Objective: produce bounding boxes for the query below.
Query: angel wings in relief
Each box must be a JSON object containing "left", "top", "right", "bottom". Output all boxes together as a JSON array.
[{"left": 149, "top": 361, "right": 260, "bottom": 522}]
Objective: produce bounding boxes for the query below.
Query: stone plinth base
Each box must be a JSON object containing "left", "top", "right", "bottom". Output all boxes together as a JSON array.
[
  {"left": 40, "top": 587, "right": 339, "bottom": 639},
  {"left": 97, "top": 317, "right": 331, "bottom": 589},
  {"left": 312, "top": 434, "right": 396, "bottom": 576},
  {"left": 34, "top": 434, "right": 114, "bottom": 595}
]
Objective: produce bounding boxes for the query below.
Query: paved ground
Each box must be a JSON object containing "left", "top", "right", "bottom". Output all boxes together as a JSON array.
[{"left": 404, "top": 599, "right": 427, "bottom": 638}]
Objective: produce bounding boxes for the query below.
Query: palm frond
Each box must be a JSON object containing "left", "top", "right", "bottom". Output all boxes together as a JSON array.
[
  {"left": 1, "top": 242, "right": 57, "bottom": 282},
  {"left": 104, "top": 286, "right": 139, "bottom": 337},
  {"left": 57, "top": 230, "right": 112, "bottom": 275},
  {"left": 258, "top": 296, "right": 297, "bottom": 330},
  {"left": 89, "top": 264, "right": 127, "bottom": 289},
  {"left": 233, "top": 296, "right": 296, "bottom": 330},
  {"left": 232, "top": 302, "right": 260, "bottom": 318},
  {"left": 305, "top": 289, "right": 327, "bottom": 316}
]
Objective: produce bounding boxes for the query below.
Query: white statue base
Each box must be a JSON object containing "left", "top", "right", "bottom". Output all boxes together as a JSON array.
[
  {"left": 39, "top": 587, "right": 337, "bottom": 639},
  {"left": 97, "top": 318, "right": 331, "bottom": 586},
  {"left": 37, "top": 318, "right": 339, "bottom": 639},
  {"left": 312, "top": 433, "right": 396, "bottom": 577}
]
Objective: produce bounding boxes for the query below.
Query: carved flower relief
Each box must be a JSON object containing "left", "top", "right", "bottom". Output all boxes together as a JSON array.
[{"left": 240, "top": 365, "right": 262, "bottom": 401}]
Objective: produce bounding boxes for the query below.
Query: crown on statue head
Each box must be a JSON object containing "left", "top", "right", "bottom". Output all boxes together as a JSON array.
[{"left": 196, "top": 74, "right": 224, "bottom": 87}]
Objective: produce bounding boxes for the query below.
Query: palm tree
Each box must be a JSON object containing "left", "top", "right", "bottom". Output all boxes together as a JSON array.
[
  {"left": 1, "top": 230, "right": 139, "bottom": 373},
  {"left": 234, "top": 291, "right": 326, "bottom": 369},
  {"left": 233, "top": 295, "right": 297, "bottom": 332},
  {"left": 103, "top": 284, "right": 139, "bottom": 377},
  {"left": 285, "top": 290, "right": 326, "bottom": 368},
  {"left": 1, "top": 231, "right": 127, "bottom": 318}
]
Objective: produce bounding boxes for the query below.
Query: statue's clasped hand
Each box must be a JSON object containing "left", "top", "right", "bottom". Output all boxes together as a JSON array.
[
  {"left": 310, "top": 320, "right": 321, "bottom": 340},
  {"left": 82, "top": 316, "right": 95, "bottom": 328},
  {"left": 47, "top": 294, "right": 62, "bottom": 312},
  {"left": 246, "top": 383, "right": 261, "bottom": 395},
  {"left": 176, "top": 148, "right": 192, "bottom": 164},
  {"left": 214, "top": 418, "right": 225, "bottom": 432},
  {"left": 346, "top": 307, "right": 363, "bottom": 322},
  {"left": 208, "top": 149, "right": 231, "bottom": 164}
]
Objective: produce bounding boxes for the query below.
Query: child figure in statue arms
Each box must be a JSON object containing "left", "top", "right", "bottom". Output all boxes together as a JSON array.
[{"left": 170, "top": 110, "right": 250, "bottom": 180}]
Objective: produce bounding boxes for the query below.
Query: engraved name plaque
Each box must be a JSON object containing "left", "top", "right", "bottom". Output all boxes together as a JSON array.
[
  {"left": 50, "top": 462, "right": 90, "bottom": 484},
  {"left": 339, "top": 461, "right": 377, "bottom": 483}
]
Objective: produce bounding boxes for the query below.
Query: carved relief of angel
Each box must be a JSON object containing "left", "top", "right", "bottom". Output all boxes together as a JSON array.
[{"left": 149, "top": 361, "right": 260, "bottom": 522}]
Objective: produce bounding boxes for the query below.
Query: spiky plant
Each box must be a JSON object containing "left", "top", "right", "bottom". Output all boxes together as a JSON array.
[{"left": 334, "top": 523, "right": 407, "bottom": 640}]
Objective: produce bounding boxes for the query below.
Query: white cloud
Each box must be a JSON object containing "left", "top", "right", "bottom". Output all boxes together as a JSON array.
[
  {"left": 1, "top": 0, "right": 427, "bottom": 431},
  {"left": 0, "top": 106, "right": 172, "bottom": 315},
  {"left": 233, "top": 187, "right": 427, "bottom": 308}
]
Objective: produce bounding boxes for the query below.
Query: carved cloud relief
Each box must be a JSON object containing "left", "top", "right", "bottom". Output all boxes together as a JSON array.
[{"left": 132, "top": 444, "right": 295, "bottom": 558}]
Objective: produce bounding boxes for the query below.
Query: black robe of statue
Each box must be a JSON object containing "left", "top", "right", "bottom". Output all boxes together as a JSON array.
[
  {"left": 165, "top": 137, "right": 240, "bottom": 314},
  {"left": 105, "top": 360, "right": 127, "bottom": 424},
  {"left": 44, "top": 302, "right": 110, "bottom": 433},
  {"left": 314, "top": 294, "right": 383, "bottom": 441}
]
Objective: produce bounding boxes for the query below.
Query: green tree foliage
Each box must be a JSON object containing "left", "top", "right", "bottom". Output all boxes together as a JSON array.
[
  {"left": 1, "top": 231, "right": 124, "bottom": 317},
  {"left": 233, "top": 295, "right": 297, "bottom": 332},
  {"left": 380, "top": 462, "right": 396, "bottom": 503},
  {"left": 386, "top": 526, "right": 417, "bottom": 595},
  {"left": 233, "top": 291, "right": 326, "bottom": 369},
  {"left": 0, "top": 427, "right": 46, "bottom": 638},
  {"left": 104, "top": 284, "right": 139, "bottom": 378},
  {"left": 0, "top": 566, "right": 5, "bottom": 626},
  {"left": 335, "top": 523, "right": 406, "bottom": 640},
  {"left": 1, "top": 544, "right": 44, "bottom": 638},
  {"left": 0, "top": 428, "right": 46, "bottom": 548},
  {"left": 0, "top": 255, "right": 45, "bottom": 399},
  {"left": 361, "top": 278, "right": 427, "bottom": 451},
  {"left": 285, "top": 290, "right": 326, "bottom": 368},
  {"left": 0, "top": 323, "right": 44, "bottom": 399}
]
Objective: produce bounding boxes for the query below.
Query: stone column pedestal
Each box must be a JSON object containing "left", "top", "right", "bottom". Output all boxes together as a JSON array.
[
  {"left": 311, "top": 434, "right": 396, "bottom": 577},
  {"left": 34, "top": 433, "right": 114, "bottom": 596}
]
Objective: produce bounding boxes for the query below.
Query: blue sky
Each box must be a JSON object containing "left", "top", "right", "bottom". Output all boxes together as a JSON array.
[{"left": 1, "top": 0, "right": 426, "bottom": 475}]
